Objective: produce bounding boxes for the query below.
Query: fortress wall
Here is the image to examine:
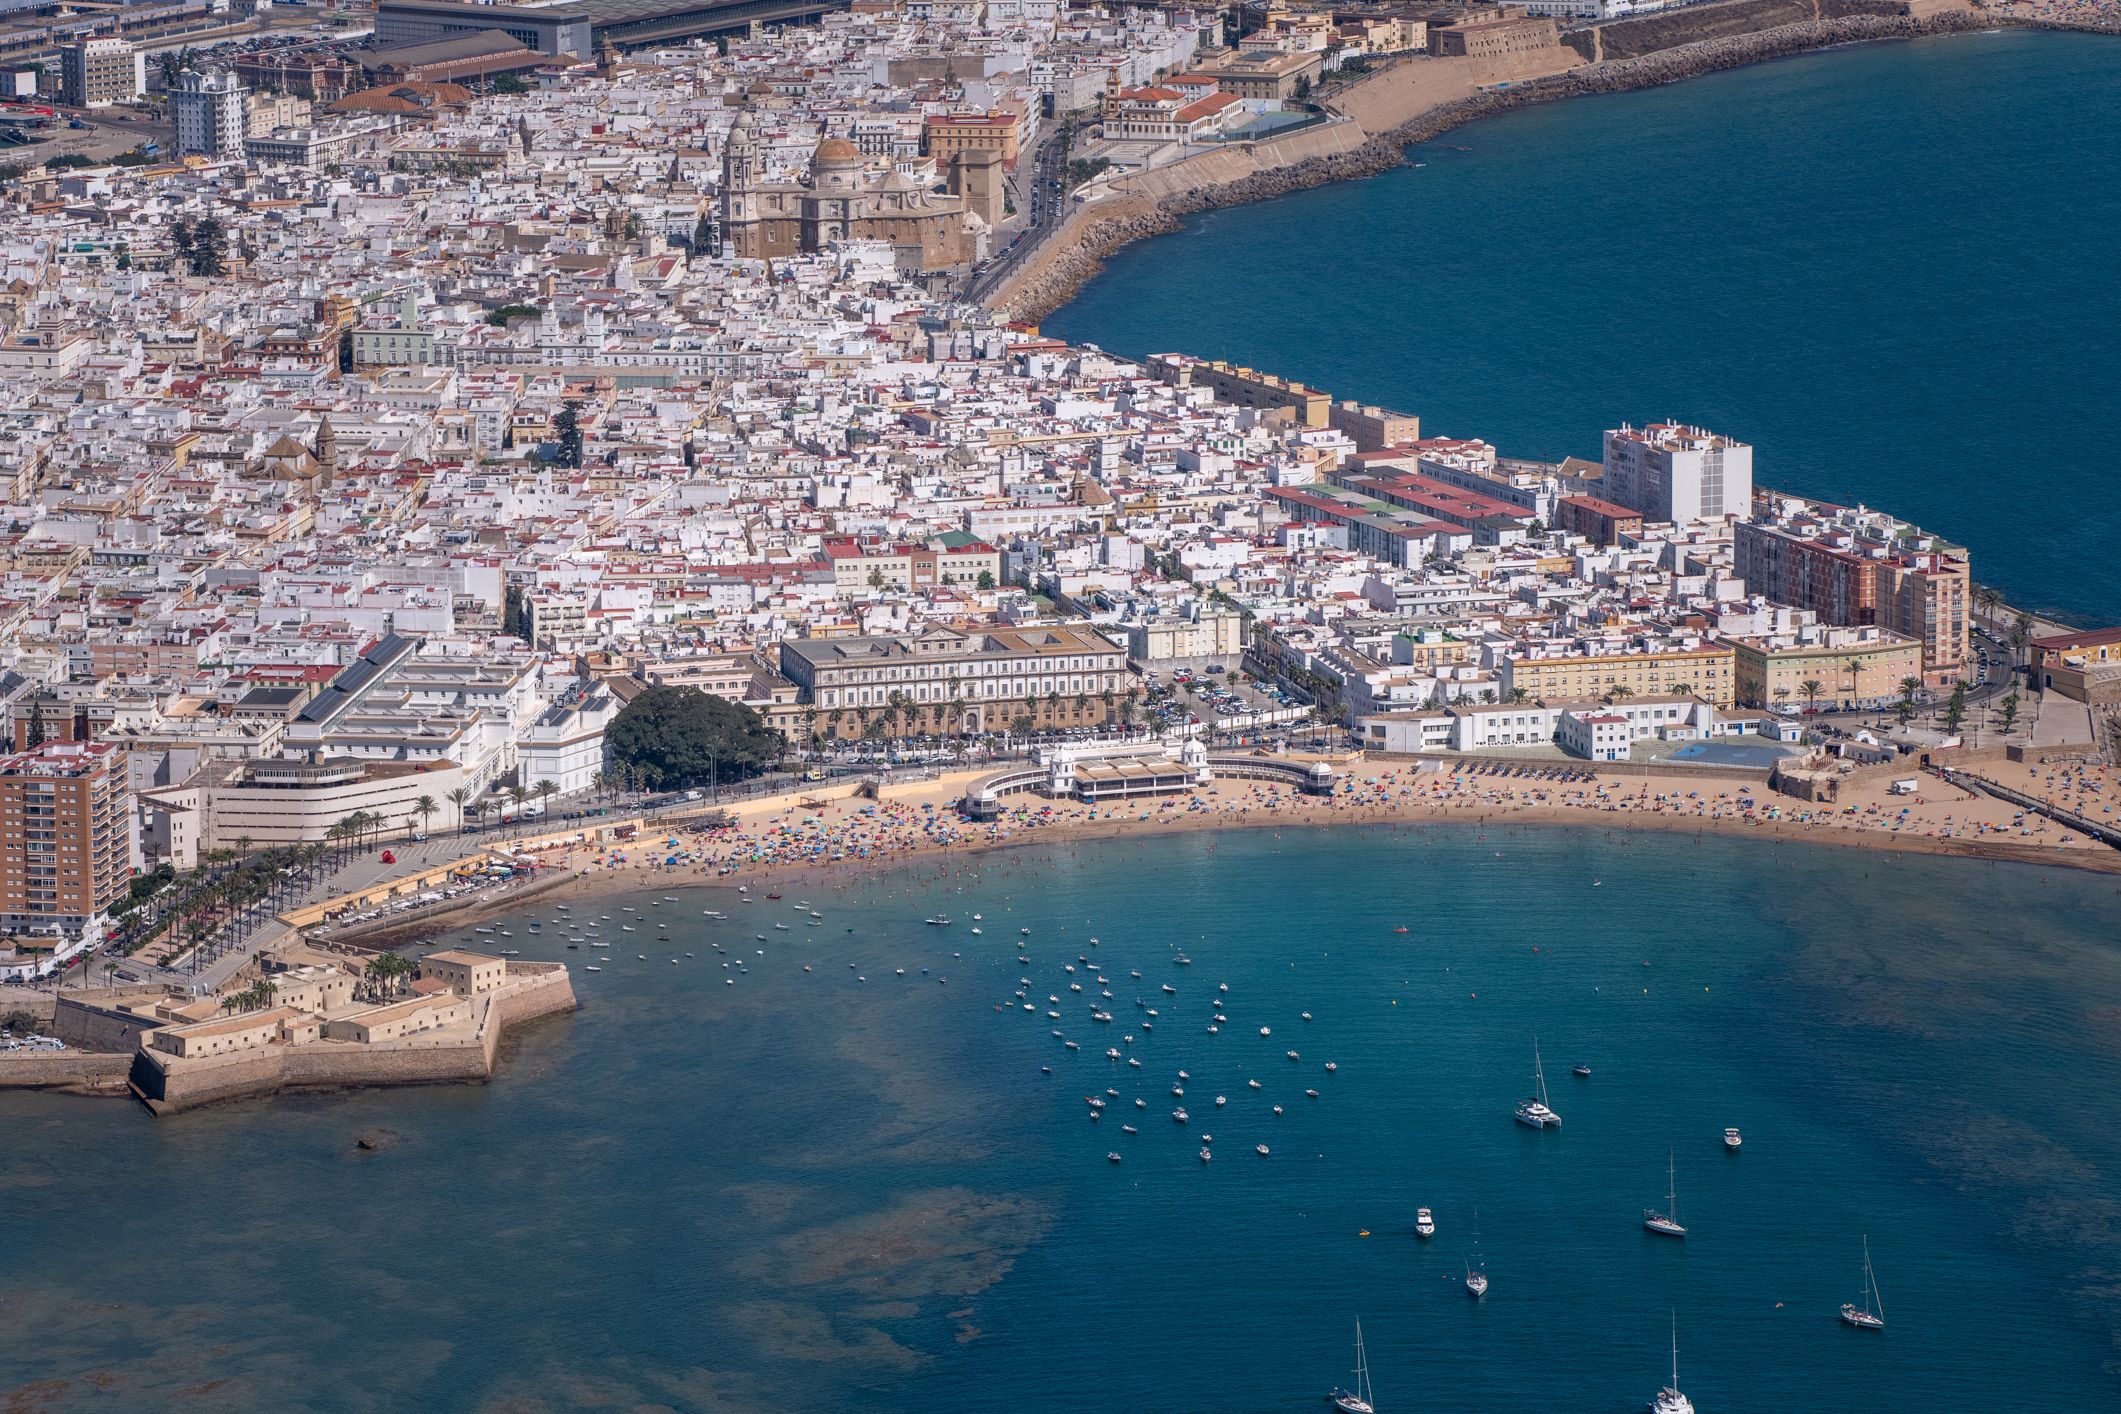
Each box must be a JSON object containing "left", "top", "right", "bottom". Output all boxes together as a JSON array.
[{"left": 0, "top": 1051, "right": 134, "bottom": 1090}]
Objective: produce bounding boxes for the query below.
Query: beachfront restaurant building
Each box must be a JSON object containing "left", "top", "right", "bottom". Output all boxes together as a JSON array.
[{"left": 1069, "top": 757, "right": 1200, "bottom": 803}]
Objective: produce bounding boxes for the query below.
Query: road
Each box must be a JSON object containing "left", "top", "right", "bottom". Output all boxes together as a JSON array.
[{"left": 963, "top": 128, "right": 1072, "bottom": 305}]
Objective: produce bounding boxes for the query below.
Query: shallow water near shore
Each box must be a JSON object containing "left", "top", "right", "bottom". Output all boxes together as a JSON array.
[
  {"left": 1043, "top": 28, "right": 2121, "bottom": 625},
  {"left": 5, "top": 826, "right": 2121, "bottom": 1411}
]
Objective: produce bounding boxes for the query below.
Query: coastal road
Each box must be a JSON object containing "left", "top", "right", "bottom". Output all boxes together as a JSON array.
[{"left": 964, "top": 129, "right": 1072, "bottom": 306}]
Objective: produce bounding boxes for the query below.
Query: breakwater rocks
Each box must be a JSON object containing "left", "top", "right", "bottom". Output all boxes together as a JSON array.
[{"left": 997, "top": 8, "right": 2004, "bottom": 324}]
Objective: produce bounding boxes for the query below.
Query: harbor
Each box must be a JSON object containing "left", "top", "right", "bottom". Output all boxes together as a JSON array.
[{"left": 7, "top": 823, "right": 2118, "bottom": 1410}]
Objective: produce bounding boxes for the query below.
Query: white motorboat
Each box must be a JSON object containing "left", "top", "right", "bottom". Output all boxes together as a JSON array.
[
  {"left": 1724, "top": 1127, "right": 1742, "bottom": 1151},
  {"left": 1415, "top": 1208, "right": 1435, "bottom": 1239},
  {"left": 1172, "top": 1108, "right": 1189, "bottom": 1123}
]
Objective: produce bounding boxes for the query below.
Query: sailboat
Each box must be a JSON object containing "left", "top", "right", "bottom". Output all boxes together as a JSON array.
[
  {"left": 1465, "top": 1210, "right": 1489, "bottom": 1297},
  {"left": 1840, "top": 1236, "right": 1886, "bottom": 1330},
  {"left": 1513, "top": 1039, "right": 1561, "bottom": 1129},
  {"left": 1326, "top": 1319, "right": 1375, "bottom": 1414},
  {"left": 1650, "top": 1312, "right": 1695, "bottom": 1414},
  {"left": 1642, "top": 1150, "right": 1687, "bottom": 1237}
]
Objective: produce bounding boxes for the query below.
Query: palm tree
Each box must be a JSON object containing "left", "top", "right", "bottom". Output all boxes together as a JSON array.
[
  {"left": 1506, "top": 687, "right": 1530, "bottom": 704},
  {"left": 234, "top": 834, "right": 254, "bottom": 858},
  {"left": 1896, "top": 676, "right": 1923, "bottom": 725},
  {"left": 535, "top": 778, "right": 559, "bottom": 819},
  {"left": 414, "top": 795, "right": 437, "bottom": 837},
  {"left": 447, "top": 785, "right": 472, "bottom": 828},
  {"left": 1800, "top": 678, "right": 1824, "bottom": 715},
  {"left": 505, "top": 783, "right": 528, "bottom": 822},
  {"left": 1976, "top": 584, "right": 2001, "bottom": 631}
]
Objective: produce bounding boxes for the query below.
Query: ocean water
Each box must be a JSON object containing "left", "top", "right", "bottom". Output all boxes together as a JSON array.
[
  {"left": 6, "top": 825, "right": 2121, "bottom": 1411},
  {"left": 1042, "top": 30, "right": 2121, "bottom": 626}
]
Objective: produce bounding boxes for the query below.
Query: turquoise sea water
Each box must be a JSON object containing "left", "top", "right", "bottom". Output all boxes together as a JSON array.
[
  {"left": 6, "top": 825, "right": 2121, "bottom": 1411},
  {"left": 1043, "top": 30, "right": 2121, "bottom": 626}
]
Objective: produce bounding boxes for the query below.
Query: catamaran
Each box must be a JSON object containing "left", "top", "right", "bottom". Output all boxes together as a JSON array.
[
  {"left": 1327, "top": 1320, "right": 1376, "bottom": 1414},
  {"left": 1514, "top": 1040, "right": 1561, "bottom": 1129},
  {"left": 1840, "top": 1236, "right": 1886, "bottom": 1330},
  {"left": 1650, "top": 1313, "right": 1695, "bottom": 1414},
  {"left": 1643, "top": 1150, "right": 1687, "bottom": 1238}
]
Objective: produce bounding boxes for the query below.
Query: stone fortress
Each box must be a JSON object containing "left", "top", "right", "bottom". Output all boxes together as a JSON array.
[{"left": 45, "top": 947, "right": 575, "bottom": 1114}]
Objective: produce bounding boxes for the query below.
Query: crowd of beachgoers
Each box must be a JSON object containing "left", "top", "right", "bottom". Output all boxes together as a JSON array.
[{"left": 500, "top": 755, "right": 2117, "bottom": 906}]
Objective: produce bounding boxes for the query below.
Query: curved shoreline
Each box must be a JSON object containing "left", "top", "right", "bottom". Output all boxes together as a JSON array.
[
  {"left": 996, "top": 12, "right": 2113, "bottom": 324},
  {"left": 380, "top": 767, "right": 2121, "bottom": 947}
]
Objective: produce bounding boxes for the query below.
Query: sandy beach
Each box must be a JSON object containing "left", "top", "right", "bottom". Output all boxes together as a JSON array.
[{"left": 364, "top": 753, "right": 2121, "bottom": 948}]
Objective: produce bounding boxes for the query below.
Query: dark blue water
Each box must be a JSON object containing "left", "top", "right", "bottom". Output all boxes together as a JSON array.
[
  {"left": 7, "top": 826, "right": 2121, "bottom": 1411},
  {"left": 1044, "top": 30, "right": 2121, "bottom": 626}
]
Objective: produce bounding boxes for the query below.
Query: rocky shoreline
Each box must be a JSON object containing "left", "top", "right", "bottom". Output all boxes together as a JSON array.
[{"left": 998, "top": 10, "right": 2085, "bottom": 323}]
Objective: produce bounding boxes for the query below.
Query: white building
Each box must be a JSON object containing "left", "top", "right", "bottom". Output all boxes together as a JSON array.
[
  {"left": 515, "top": 689, "right": 615, "bottom": 799},
  {"left": 1602, "top": 423, "right": 1753, "bottom": 524},
  {"left": 172, "top": 68, "right": 250, "bottom": 160},
  {"left": 1557, "top": 709, "right": 1631, "bottom": 761}
]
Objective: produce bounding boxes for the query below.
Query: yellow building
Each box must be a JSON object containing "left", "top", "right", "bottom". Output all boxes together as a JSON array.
[
  {"left": 921, "top": 108, "right": 1023, "bottom": 165},
  {"left": 1501, "top": 644, "right": 1737, "bottom": 708},
  {"left": 1724, "top": 628, "right": 1924, "bottom": 711},
  {"left": 323, "top": 994, "right": 472, "bottom": 1043},
  {"left": 419, "top": 949, "right": 509, "bottom": 995},
  {"left": 1144, "top": 354, "right": 1331, "bottom": 428}
]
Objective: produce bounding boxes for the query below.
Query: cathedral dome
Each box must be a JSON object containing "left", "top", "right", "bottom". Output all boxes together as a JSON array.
[{"left": 814, "top": 137, "right": 863, "bottom": 167}]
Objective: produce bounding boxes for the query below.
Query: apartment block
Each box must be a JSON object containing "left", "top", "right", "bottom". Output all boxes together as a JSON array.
[
  {"left": 1732, "top": 495, "right": 1970, "bottom": 686},
  {"left": 1602, "top": 423, "right": 1753, "bottom": 524},
  {"left": 0, "top": 741, "right": 132, "bottom": 938}
]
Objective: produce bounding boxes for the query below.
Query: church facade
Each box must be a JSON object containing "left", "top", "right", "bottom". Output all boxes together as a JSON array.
[{"left": 718, "top": 113, "right": 980, "bottom": 272}]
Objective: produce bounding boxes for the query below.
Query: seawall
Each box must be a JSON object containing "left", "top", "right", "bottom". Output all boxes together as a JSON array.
[
  {"left": 0, "top": 1050, "right": 134, "bottom": 1094},
  {"left": 131, "top": 967, "right": 579, "bottom": 1115},
  {"left": 994, "top": 0, "right": 2016, "bottom": 323}
]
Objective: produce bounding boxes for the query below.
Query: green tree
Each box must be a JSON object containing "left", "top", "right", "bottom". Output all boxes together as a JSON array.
[
  {"left": 553, "top": 398, "right": 585, "bottom": 468},
  {"left": 605, "top": 686, "right": 784, "bottom": 786},
  {"left": 1944, "top": 682, "right": 1967, "bottom": 733},
  {"left": 414, "top": 794, "right": 437, "bottom": 836},
  {"left": 1999, "top": 690, "right": 2021, "bottom": 734},
  {"left": 1896, "top": 676, "right": 1923, "bottom": 725},
  {"left": 172, "top": 216, "right": 226, "bottom": 277},
  {"left": 1801, "top": 678, "right": 1824, "bottom": 715},
  {"left": 976, "top": 568, "right": 996, "bottom": 591}
]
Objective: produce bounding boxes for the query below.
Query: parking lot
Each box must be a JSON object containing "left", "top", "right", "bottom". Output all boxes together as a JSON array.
[{"left": 1140, "top": 663, "right": 1312, "bottom": 735}]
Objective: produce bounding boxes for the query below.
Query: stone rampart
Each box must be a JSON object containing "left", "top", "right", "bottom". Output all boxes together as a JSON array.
[
  {"left": 0, "top": 1051, "right": 133, "bottom": 1091},
  {"left": 53, "top": 989, "right": 172, "bottom": 1053},
  {"left": 133, "top": 969, "right": 578, "bottom": 1114}
]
